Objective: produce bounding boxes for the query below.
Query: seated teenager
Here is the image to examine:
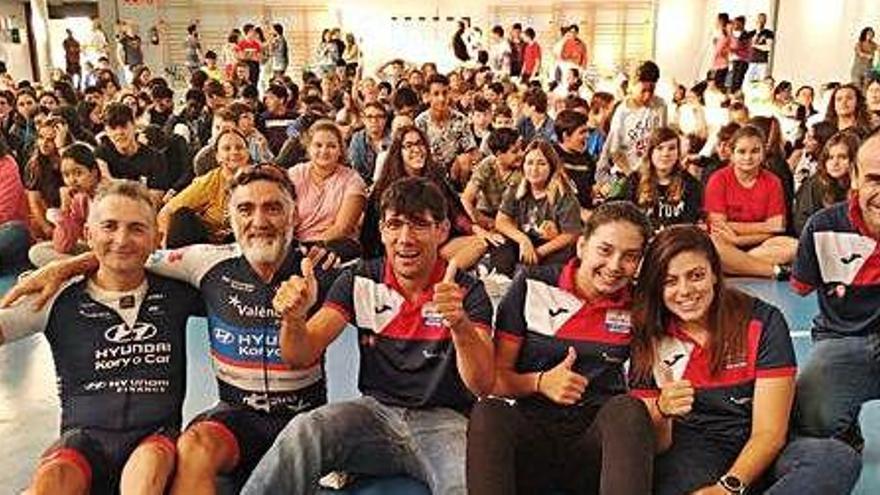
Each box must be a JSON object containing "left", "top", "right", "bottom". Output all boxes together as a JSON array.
[
  {"left": 792, "top": 131, "right": 860, "bottom": 236},
  {"left": 492, "top": 139, "right": 582, "bottom": 276},
  {"left": 704, "top": 125, "right": 798, "bottom": 279},
  {"left": 461, "top": 127, "right": 523, "bottom": 246},
  {"left": 788, "top": 121, "right": 837, "bottom": 194},
  {"left": 29, "top": 144, "right": 102, "bottom": 266},
  {"left": 0, "top": 137, "right": 29, "bottom": 270},
  {"left": 157, "top": 128, "right": 250, "bottom": 248},
  {"left": 624, "top": 127, "right": 702, "bottom": 230},
  {"left": 468, "top": 201, "right": 655, "bottom": 495},
  {"left": 363, "top": 125, "right": 486, "bottom": 269},
  {"left": 553, "top": 109, "right": 596, "bottom": 221},
  {"left": 288, "top": 119, "right": 366, "bottom": 261},
  {"left": 0, "top": 181, "right": 204, "bottom": 495},
  {"left": 630, "top": 225, "right": 861, "bottom": 495},
  {"left": 23, "top": 120, "right": 63, "bottom": 241}
]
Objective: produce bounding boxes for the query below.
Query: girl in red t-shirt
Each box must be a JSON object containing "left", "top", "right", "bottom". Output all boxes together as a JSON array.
[{"left": 703, "top": 126, "right": 798, "bottom": 279}]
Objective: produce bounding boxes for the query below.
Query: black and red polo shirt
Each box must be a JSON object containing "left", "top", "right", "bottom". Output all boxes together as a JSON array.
[
  {"left": 792, "top": 196, "right": 880, "bottom": 338},
  {"left": 630, "top": 298, "right": 796, "bottom": 447},
  {"left": 323, "top": 257, "right": 493, "bottom": 412},
  {"left": 495, "top": 260, "right": 634, "bottom": 412}
]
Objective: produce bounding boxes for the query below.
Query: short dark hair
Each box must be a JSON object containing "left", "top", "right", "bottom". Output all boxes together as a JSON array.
[
  {"left": 205, "top": 50, "right": 217, "bottom": 60},
  {"left": 524, "top": 27, "right": 536, "bottom": 39},
  {"left": 492, "top": 25, "right": 504, "bottom": 37},
  {"left": 392, "top": 86, "right": 420, "bottom": 112},
  {"left": 472, "top": 96, "right": 492, "bottom": 113},
  {"left": 266, "top": 83, "right": 289, "bottom": 101},
  {"left": 426, "top": 74, "right": 449, "bottom": 88},
  {"left": 104, "top": 102, "right": 134, "bottom": 128},
  {"left": 380, "top": 176, "right": 448, "bottom": 223},
  {"left": 273, "top": 23, "right": 284, "bottom": 36},
  {"left": 636, "top": 61, "right": 660, "bottom": 83},
  {"left": 486, "top": 127, "right": 520, "bottom": 154},
  {"left": 150, "top": 85, "right": 173, "bottom": 100},
  {"left": 554, "top": 110, "right": 589, "bottom": 141},
  {"left": 204, "top": 79, "right": 225, "bottom": 99},
  {"left": 523, "top": 87, "right": 548, "bottom": 114},
  {"left": 583, "top": 200, "right": 651, "bottom": 242},
  {"left": 512, "top": 23, "right": 522, "bottom": 31}
]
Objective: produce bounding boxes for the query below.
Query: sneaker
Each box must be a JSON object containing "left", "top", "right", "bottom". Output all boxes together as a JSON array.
[{"left": 773, "top": 264, "right": 791, "bottom": 281}]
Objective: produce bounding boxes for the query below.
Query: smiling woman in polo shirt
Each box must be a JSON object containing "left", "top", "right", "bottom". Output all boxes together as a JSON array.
[
  {"left": 467, "top": 201, "right": 655, "bottom": 495},
  {"left": 630, "top": 226, "right": 860, "bottom": 495}
]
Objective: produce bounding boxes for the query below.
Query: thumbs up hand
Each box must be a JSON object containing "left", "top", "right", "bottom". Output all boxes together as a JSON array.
[
  {"left": 273, "top": 258, "right": 319, "bottom": 321},
  {"left": 538, "top": 347, "right": 590, "bottom": 406},
  {"left": 432, "top": 261, "right": 467, "bottom": 331},
  {"left": 656, "top": 364, "right": 695, "bottom": 418}
]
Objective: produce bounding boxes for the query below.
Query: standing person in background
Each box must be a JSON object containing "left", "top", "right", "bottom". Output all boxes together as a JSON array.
[
  {"left": 184, "top": 24, "right": 202, "bottom": 75},
  {"left": 728, "top": 16, "right": 751, "bottom": 94},
  {"left": 221, "top": 31, "right": 241, "bottom": 81},
  {"left": 595, "top": 61, "right": 667, "bottom": 198},
  {"left": 271, "top": 24, "right": 289, "bottom": 79},
  {"left": 84, "top": 18, "right": 109, "bottom": 66},
  {"left": 852, "top": 28, "right": 878, "bottom": 89},
  {"left": 238, "top": 24, "right": 262, "bottom": 88},
  {"left": 63, "top": 30, "right": 82, "bottom": 90},
  {"left": 747, "top": 13, "right": 774, "bottom": 83},
  {"left": 508, "top": 23, "right": 525, "bottom": 78},
  {"left": 452, "top": 20, "right": 471, "bottom": 63},
  {"left": 521, "top": 27, "right": 542, "bottom": 83},
  {"left": 488, "top": 26, "right": 512, "bottom": 76},
  {"left": 116, "top": 22, "right": 143, "bottom": 85},
  {"left": 709, "top": 14, "right": 731, "bottom": 92},
  {"left": 558, "top": 25, "right": 588, "bottom": 82}
]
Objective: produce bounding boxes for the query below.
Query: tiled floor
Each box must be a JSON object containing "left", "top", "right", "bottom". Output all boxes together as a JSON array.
[{"left": 1, "top": 274, "right": 877, "bottom": 494}]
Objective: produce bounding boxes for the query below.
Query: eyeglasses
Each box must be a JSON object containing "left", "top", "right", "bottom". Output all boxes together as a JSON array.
[
  {"left": 382, "top": 217, "right": 437, "bottom": 233},
  {"left": 229, "top": 163, "right": 296, "bottom": 199},
  {"left": 364, "top": 113, "right": 385, "bottom": 120},
  {"left": 402, "top": 140, "right": 425, "bottom": 151}
]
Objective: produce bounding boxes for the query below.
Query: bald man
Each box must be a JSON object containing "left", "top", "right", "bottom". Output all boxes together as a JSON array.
[{"left": 791, "top": 133, "right": 880, "bottom": 455}]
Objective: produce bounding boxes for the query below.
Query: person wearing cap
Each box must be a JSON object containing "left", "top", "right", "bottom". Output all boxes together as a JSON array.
[{"left": 595, "top": 61, "right": 668, "bottom": 200}]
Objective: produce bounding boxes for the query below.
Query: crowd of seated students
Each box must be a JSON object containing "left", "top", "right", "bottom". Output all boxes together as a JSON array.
[{"left": 1, "top": 14, "right": 880, "bottom": 495}]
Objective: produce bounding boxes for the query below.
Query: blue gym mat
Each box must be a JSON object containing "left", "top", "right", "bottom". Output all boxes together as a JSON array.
[{"left": 1, "top": 273, "right": 878, "bottom": 494}]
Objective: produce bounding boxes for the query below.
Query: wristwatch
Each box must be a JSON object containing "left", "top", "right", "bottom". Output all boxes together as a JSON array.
[{"left": 718, "top": 474, "right": 746, "bottom": 494}]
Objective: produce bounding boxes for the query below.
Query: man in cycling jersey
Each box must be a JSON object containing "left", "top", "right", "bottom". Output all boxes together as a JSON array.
[
  {"left": 0, "top": 181, "right": 204, "bottom": 495},
  {"left": 4, "top": 165, "right": 338, "bottom": 492}
]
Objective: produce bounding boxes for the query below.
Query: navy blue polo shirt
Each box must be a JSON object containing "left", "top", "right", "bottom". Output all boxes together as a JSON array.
[
  {"left": 495, "top": 260, "right": 634, "bottom": 412},
  {"left": 630, "top": 298, "right": 796, "bottom": 448},
  {"left": 792, "top": 197, "right": 880, "bottom": 338},
  {"left": 323, "top": 258, "right": 493, "bottom": 411}
]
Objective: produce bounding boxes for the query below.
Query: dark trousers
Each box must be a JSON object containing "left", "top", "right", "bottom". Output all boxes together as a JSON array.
[
  {"left": 729, "top": 60, "right": 749, "bottom": 93},
  {"left": 710, "top": 67, "right": 729, "bottom": 91},
  {"left": 467, "top": 395, "right": 654, "bottom": 495},
  {"left": 166, "top": 207, "right": 214, "bottom": 248},
  {"left": 246, "top": 60, "right": 260, "bottom": 87},
  {"left": 490, "top": 236, "right": 575, "bottom": 277}
]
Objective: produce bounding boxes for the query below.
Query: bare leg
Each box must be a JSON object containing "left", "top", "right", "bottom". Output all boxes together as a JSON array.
[
  {"left": 748, "top": 236, "right": 798, "bottom": 266},
  {"left": 120, "top": 438, "right": 177, "bottom": 495},
  {"left": 170, "top": 423, "right": 239, "bottom": 495},
  {"left": 28, "top": 458, "right": 89, "bottom": 495},
  {"left": 711, "top": 234, "right": 776, "bottom": 278}
]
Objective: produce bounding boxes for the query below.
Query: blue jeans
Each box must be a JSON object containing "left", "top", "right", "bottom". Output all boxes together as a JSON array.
[
  {"left": 767, "top": 437, "right": 861, "bottom": 494},
  {"left": 0, "top": 221, "right": 29, "bottom": 269},
  {"left": 656, "top": 434, "right": 859, "bottom": 494},
  {"left": 240, "top": 396, "right": 467, "bottom": 495},
  {"left": 796, "top": 334, "right": 880, "bottom": 438}
]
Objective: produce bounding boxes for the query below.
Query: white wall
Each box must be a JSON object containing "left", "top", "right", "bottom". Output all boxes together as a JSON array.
[
  {"left": 774, "top": 0, "right": 880, "bottom": 87},
  {"left": 0, "top": 0, "right": 34, "bottom": 82}
]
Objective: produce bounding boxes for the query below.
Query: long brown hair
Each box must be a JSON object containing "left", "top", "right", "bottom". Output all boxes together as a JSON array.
[
  {"left": 816, "top": 130, "right": 860, "bottom": 206},
  {"left": 636, "top": 126, "right": 684, "bottom": 209},
  {"left": 515, "top": 139, "right": 574, "bottom": 205},
  {"left": 632, "top": 226, "right": 754, "bottom": 379},
  {"left": 372, "top": 125, "right": 443, "bottom": 202}
]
